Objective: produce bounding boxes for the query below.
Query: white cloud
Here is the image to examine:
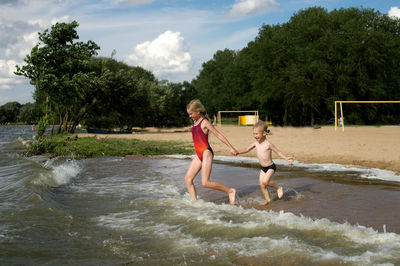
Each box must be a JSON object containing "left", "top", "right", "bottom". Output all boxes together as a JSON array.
[
  {"left": 15, "top": 32, "right": 38, "bottom": 59},
  {"left": 0, "top": 59, "right": 17, "bottom": 76},
  {"left": 0, "top": 59, "right": 24, "bottom": 90},
  {"left": 116, "top": 0, "right": 153, "bottom": 7},
  {"left": 29, "top": 15, "right": 70, "bottom": 29},
  {"left": 126, "top": 30, "right": 192, "bottom": 75},
  {"left": 0, "top": 16, "right": 66, "bottom": 92},
  {"left": 388, "top": 6, "right": 400, "bottom": 18},
  {"left": 51, "top": 15, "right": 70, "bottom": 25},
  {"left": 229, "top": 0, "right": 279, "bottom": 17},
  {"left": 0, "top": 19, "right": 43, "bottom": 61}
]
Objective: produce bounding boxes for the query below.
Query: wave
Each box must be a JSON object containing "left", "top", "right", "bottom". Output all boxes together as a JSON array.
[
  {"left": 94, "top": 193, "right": 400, "bottom": 264},
  {"left": 17, "top": 136, "right": 35, "bottom": 148},
  {"left": 32, "top": 158, "right": 81, "bottom": 187},
  {"left": 166, "top": 155, "right": 400, "bottom": 183}
]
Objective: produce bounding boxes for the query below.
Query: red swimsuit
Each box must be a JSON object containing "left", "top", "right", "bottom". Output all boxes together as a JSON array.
[{"left": 191, "top": 118, "right": 214, "bottom": 161}]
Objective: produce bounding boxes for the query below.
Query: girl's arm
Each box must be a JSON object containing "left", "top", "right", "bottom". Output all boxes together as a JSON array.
[
  {"left": 204, "top": 120, "right": 238, "bottom": 155},
  {"left": 269, "top": 142, "right": 295, "bottom": 163},
  {"left": 237, "top": 143, "right": 256, "bottom": 155}
]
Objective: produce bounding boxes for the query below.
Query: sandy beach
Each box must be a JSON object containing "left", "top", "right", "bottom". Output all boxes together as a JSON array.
[{"left": 78, "top": 125, "right": 400, "bottom": 175}]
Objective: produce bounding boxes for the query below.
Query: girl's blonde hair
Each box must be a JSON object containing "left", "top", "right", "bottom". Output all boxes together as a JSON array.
[{"left": 187, "top": 99, "right": 206, "bottom": 115}]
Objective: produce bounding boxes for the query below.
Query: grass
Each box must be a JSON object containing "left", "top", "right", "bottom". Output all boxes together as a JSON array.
[{"left": 28, "top": 133, "right": 193, "bottom": 159}]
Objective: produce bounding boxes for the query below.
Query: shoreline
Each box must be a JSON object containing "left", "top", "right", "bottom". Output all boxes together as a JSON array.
[
  {"left": 77, "top": 125, "right": 400, "bottom": 176},
  {"left": 27, "top": 133, "right": 193, "bottom": 158}
]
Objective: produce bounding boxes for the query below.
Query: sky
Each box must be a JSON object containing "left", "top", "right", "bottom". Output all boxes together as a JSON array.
[{"left": 1, "top": 0, "right": 399, "bottom": 105}]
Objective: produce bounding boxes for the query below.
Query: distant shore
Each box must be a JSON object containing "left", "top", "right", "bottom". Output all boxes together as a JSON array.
[{"left": 78, "top": 125, "right": 400, "bottom": 175}]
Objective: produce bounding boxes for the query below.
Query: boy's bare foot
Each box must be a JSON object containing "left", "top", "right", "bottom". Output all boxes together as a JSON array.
[
  {"left": 259, "top": 199, "right": 271, "bottom": 205},
  {"left": 277, "top": 186, "right": 284, "bottom": 199},
  {"left": 228, "top": 189, "right": 236, "bottom": 205}
]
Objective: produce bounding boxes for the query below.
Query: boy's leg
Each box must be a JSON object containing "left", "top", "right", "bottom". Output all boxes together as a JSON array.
[
  {"left": 266, "top": 180, "right": 284, "bottom": 199},
  {"left": 261, "top": 168, "right": 284, "bottom": 199},
  {"left": 201, "top": 150, "right": 236, "bottom": 205},
  {"left": 259, "top": 169, "right": 275, "bottom": 205},
  {"left": 184, "top": 156, "right": 202, "bottom": 201}
]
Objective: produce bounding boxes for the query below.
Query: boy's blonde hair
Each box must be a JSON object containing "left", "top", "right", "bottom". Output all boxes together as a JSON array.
[
  {"left": 187, "top": 99, "right": 206, "bottom": 115},
  {"left": 254, "top": 120, "right": 268, "bottom": 132}
]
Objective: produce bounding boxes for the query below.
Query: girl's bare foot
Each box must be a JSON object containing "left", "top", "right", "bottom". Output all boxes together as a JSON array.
[
  {"left": 277, "top": 186, "right": 284, "bottom": 199},
  {"left": 259, "top": 199, "right": 271, "bottom": 205},
  {"left": 228, "top": 189, "right": 236, "bottom": 205}
]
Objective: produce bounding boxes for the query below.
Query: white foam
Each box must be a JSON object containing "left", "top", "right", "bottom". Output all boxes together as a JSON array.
[
  {"left": 167, "top": 155, "right": 400, "bottom": 182},
  {"left": 94, "top": 195, "right": 400, "bottom": 264},
  {"left": 133, "top": 181, "right": 180, "bottom": 196},
  {"left": 33, "top": 159, "right": 81, "bottom": 187},
  {"left": 51, "top": 161, "right": 81, "bottom": 185},
  {"left": 17, "top": 137, "right": 32, "bottom": 147},
  {"left": 96, "top": 210, "right": 142, "bottom": 230},
  {"left": 295, "top": 161, "right": 400, "bottom": 182},
  {"left": 95, "top": 210, "right": 209, "bottom": 253}
]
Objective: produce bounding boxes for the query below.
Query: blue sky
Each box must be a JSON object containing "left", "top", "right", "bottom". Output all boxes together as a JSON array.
[{"left": 1, "top": 0, "right": 399, "bottom": 105}]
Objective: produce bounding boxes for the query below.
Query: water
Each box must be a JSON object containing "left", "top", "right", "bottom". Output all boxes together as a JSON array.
[{"left": 1, "top": 125, "right": 400, "bottom": 265}]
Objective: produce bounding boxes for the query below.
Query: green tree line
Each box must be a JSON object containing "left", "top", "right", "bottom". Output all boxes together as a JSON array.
[
  {"left": 193, "top": 7, "right": 400, "bottom": 126},
  {"left": 0, "top": 101, "right": 42, "bottom": 124},
  {"left": 15, "top": 21, "right": 197, "bottom": 133},
  {"left": 10, "top": 7, "right": 400, "bottom": 130}
]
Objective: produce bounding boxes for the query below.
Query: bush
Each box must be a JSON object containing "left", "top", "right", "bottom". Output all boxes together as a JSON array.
[{"left": 37, "top": 116, "right": 49, "bottom": 136}]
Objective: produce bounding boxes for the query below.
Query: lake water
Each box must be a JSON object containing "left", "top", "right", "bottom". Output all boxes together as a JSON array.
[{"left": 1, "top": 125, "right": 400, "bottom": 265}]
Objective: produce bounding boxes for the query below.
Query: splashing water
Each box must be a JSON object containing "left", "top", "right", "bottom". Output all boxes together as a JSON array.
[{"left": 1, "top": 126, "right": 400, "bottom": 265}]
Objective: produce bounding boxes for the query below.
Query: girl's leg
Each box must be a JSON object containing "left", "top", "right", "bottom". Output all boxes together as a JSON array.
[
  {"left": 184, "top": 156, "right": 202, "bottom": 201},
  {"left": 201, "top": 150, "right": 236, "bottom": 205}
]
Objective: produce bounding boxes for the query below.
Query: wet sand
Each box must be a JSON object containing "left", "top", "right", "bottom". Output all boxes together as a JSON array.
[
  {"left": 77, "top": 125, "right": 400, "bottom": 175},
  {"left": 183, "top": 160, "right": 400, "bottom": 233},
  {"left": 241, "top": 168, "right": 400, "bottom": 234}
]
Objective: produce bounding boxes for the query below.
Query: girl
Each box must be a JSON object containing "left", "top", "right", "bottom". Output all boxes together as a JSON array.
[{"left": 184, "top": 100, "right": 238, "bottom": 205}]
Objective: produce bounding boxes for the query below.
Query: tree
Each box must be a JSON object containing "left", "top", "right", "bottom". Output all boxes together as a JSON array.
[
  {"left": 15, "top": 21, "right": 100, "bottom": 133},
  {"left": 193, "top": 49, "right": 237, "bottom": 114},
  {"left": 81, "top": 56, "right": 198, "bottom": 129},
  {"left": 81, "top": 57, "right": 156, "bottom": 130},
  {"left": 149, "top": 80, "right": 192, "bottom": 127},
  {"left": 0, "top": 101, "right": 22, "bottom": 123},
  {"left": 193, "top": 7, "right": 400, "bottom": 126},
  {"left": 17, "top": 102, "right": 42, "bottom": 124}
]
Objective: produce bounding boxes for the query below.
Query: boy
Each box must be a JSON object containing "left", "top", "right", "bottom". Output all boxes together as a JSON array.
[{"left": 238, "top": 121, "right": 294, "bottom": 205}]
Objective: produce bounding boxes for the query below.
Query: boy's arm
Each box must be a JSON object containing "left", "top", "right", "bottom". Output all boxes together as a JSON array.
[
  {"left": 204, "top": 120, "right": 238, "bottom": 155},
  {"left": 269, "top": 142, "right": 295, "bottom": 163},
  {"left": 237, "top": 143, "right": 256, "bottom": 155}
]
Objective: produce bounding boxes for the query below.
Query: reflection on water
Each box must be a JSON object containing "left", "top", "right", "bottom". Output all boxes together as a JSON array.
[{"left": 1, "top": 125, "right": 400, "bottom": 265}]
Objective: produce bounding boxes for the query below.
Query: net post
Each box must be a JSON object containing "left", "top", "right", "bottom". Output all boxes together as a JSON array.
[
  {"left": 334, "top": 101, "right": 400, "bottom": 132},
  {"left": 334, "top": 101, "right": 337, "bottom": 131},
  {"left": 340, "top": 101, "right": 344, "bottom": 132}
]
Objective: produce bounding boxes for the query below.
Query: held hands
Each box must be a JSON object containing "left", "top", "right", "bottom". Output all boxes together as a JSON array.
[
  {"left": 230, "top": 147, "right": 239, "bottom": 156},
  {"left": 287, "top": 157, "right": 295, "bottom": 165}
]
